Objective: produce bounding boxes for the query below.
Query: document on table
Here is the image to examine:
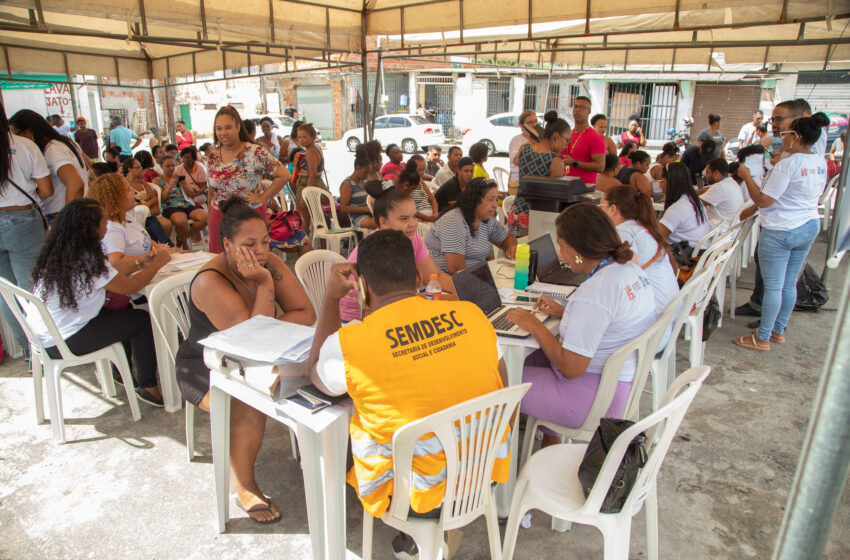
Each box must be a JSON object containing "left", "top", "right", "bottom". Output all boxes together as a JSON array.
[
  {"left": 168, "top": 252, "right": 215, "bottom": 271},
  {"left": 199, "top": 315, "right": 315, "bottom": 363}
]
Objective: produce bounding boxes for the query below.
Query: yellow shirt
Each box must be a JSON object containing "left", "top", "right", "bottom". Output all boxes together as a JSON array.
[
  {"left": 338, "top": 296, "right": 508, "bottom": 517},
  {"left": 473, "top": 163, "right": 490, "bottom": 179}
]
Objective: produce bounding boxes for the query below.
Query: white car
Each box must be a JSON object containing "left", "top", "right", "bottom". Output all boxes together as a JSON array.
[
  {"left": 244, "top": 114, "right": 322, "bottom": 143},
  {"left": 461, "top": 112, "right": 548, "bottom": 155},
  {"left": 343, "top": 114, "right": 445, "bottom": 153}
]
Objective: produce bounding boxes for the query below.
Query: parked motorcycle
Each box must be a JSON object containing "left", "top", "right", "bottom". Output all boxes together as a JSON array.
[{"left": 667, "top": 117, "right": 694, "bottom": 150}]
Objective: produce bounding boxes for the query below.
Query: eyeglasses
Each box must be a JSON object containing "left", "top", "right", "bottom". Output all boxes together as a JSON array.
[
  {"left": 770, "top": 115, "right": 792, "bottom": 124},
  {"left": 779, "top": 130, "right": 797, "bottom": 137}
]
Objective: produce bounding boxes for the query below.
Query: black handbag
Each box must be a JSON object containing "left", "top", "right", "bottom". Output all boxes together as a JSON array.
[
  {"left": 669, "top": 240, "right": 693, "bottom": 268},
  {"left": 702, "top": 295, "right": 721, "bottom": 342},
  {"left": 577, "top": 418, "right": 647, "bottom": 513},
  {"left": 795, "top": 263, "right": 829, "bottom": 311}
]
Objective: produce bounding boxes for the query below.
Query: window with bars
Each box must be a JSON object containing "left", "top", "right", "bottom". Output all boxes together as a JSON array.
[
  {"left": 487, "top": 79, "right": 512, "bottom": 116},
  {"left": 606, "top": 83, "right": 678, "bottom": 141}
]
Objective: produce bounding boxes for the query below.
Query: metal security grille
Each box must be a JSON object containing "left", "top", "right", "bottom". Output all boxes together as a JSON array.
[
  {"left": 424, "top": 83, "right": 458, "bottom": 139},
  {"left": 296, "top": 85, "right": 334, "bottom": 140},
  {"left": 487, "top": 78, "right": 512, "bottom": 116},
  {"left": 523, "top": 79, "right": 547, "bottom": 112},
  {"left": 367, "top": 73, "right": 409, "bottom": 117},
  {"left": 606, "top": 83, "right": 678, "bottom": 141}
]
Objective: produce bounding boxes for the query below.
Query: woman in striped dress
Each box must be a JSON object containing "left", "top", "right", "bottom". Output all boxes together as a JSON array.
[
  {"left": 506, "top": 111, "right": 570, "bottom": 237},
  {"left": 339, "top": 148, "right": 373, "bottom": 228}
]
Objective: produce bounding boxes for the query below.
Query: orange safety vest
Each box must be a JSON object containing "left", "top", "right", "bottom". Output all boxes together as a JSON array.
[{"left": 339, "top": 296, "right": 509, "bottom": 517}]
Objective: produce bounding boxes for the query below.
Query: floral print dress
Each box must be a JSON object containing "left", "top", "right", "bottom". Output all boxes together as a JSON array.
[{"left": 206, "top": 143, "right": 280, "bottom": 210}]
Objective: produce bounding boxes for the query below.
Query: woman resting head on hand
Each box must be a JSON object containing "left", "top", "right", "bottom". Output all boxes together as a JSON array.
[{"left": 174, "top": 195, "right": 314, "bottom": 524}]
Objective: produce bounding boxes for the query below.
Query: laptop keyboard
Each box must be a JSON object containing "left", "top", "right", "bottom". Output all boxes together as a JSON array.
[{"left": 490, "top": 307, "right": 514, "bottom": 332}]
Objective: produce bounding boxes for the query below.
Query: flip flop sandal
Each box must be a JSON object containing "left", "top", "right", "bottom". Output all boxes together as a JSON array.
[
  {"left": 752, "top": 329, "right": 785, "bottom": 344},
  {"left": 237, "top": 497, "right": 282, "bottom": 525},
  {"left": 733, "top": 334, "right": 770, "bottom": 352}
]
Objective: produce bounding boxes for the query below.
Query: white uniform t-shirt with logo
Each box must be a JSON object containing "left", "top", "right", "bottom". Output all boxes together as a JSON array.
[
  {"left": 508, "top": 134, "right": 527, "bottom": 182},
  {"left": 759, "top": 152, "right": 826, "bottom": 231},
  {"left": 25, "top": 262, "right": 119, "bottom": 346},
  {"left": 812, "top": 128, "right": 828, "bottom": 157},
  {"left": 102, "top": 218, "right": 152, "bottom": 257},
  {"left": 700, "top": 176, "right": 745, "bottom": 230},
  {"left": 558, "top": 261, "right": 657, "bottom": 382},
  {"left": 660, "top": 196, "right": 712, "bottom": 249},
  {"left": 2, "top": 134, "right": 50, "bottom": 207},
  {"left": 616, "top": 220, "right": 678, "bottom": 318},
  {"left": 41, "top": 140, "right": 88, "bottom": 215}
]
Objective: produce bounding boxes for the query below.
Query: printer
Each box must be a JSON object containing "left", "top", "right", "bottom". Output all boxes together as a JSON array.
[{"left": 518, "top": 175, "right": 601, "bottom": 242}]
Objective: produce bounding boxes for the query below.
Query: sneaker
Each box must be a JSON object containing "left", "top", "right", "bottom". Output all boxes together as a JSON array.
[
  {"left": 113, "top": 367, "right": 139, "bottom": 388},
  {"left": 392, "top": 533, "right": 418, "bottom": 560},
  {"left": 136, "top": 387, "right": 164, "bottom": 407},
  {"left": 735, "top": 302, "right": 761, "bottom": 317}
]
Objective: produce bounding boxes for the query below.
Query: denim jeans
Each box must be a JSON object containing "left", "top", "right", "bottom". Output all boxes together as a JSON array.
[
  {"left": 0, "top": 207, "right": 46, "bottom": 349},
  {"left": 757, "top": 219, "right": 819, "bottom": 341}
]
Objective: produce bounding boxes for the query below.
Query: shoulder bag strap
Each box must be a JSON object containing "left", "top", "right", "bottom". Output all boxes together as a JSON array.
[
  {"left": 4, "top": 177, "right": 48, "bottom": 229},
  {"left": 642, "top": 244, "right": 666, "bottom": 270}
]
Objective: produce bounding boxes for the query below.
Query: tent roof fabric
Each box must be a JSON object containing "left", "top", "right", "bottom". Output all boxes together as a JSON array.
[{"left": 0, "top": 0, "right": 848, "bottom": 79}]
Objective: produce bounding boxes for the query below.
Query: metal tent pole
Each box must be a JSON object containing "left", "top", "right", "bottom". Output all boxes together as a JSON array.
[
  {"left": 360, "top": 11, "right": 371, "bottom": 142},
  {"left": 822, "top": 134, "right": 850, "bottom": 282},
  {"left": 772, "top": 267, "right": 850, "bottom": 559}
]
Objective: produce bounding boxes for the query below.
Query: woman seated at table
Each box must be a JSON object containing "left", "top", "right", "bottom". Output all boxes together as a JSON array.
[
  {"left": 615, "top": 150, "right": 653, "bottom": 198},
  {"left": 175, "top": 146, "right": 209, "bottom": 207},
  {"left": 595, "top": 154, "right": 622, "bottom": 193},
  {"left": 618, "top": 141, "right": 637, "bottom": 167},
  {"left": 399, "top": 157, "right": 439, "bottom": 222},
  {"left": 647, "top": 142, "right": 679, "bottom": 197},
  {"left": 339, "top": 181, "right": 455, "bottom": 322},
  {"left": 425, "top": 177, "right": 517, "bottom": 273},
  {"left": 157, "top": 156, "right": 208, "bottom": 250},
  {"left": 505, "top": 203, "right": 657, "bottom": 445},
  {"left": 122, "top": 156, "right": 172, "bottom": 244},
  {"left": 338, "top": 148, "right": 374, "bottom": 229},
  {"left": 601, "top": 185, "right": 678, "bottom": 325},
  {"left": 88, "top": 173, "right": 176, "bottom": 276},
  {"left": 27, "top": 198, "right": 172, "bottom": 407},
  {"left": 175, "top": 196, "right": 314, "bottom": 524},
  {"left": 659, "top": 162, "right": 712, "bottom": 250}
]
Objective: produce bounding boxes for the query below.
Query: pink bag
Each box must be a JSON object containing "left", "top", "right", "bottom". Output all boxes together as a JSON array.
[{"left": 268, "top": 210, "right": 303, "bottom": 242}]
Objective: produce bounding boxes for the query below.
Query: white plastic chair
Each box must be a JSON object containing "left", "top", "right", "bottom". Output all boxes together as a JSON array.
[
  {"left": 302, "top": 186, "right": 358, "bottom": 255},
  {"left": 521, "top": 310, "right": 674, "bottom": 466},
  {"left": 726, "top": 215, "right": 757, "bottom": 319},
  {"left": 0, "top": 278, "right": 141, "bottom": 443},
  {"left": 417, "top": 220, "right": 433, "bottom": 241},
  {"left": 685, "top": 239, "right": 736, "bottom": 367},
  {"left": 499, "top": 195, "right": 516, "bottom": 226},
  {"left": 649, "top": 269, "right": 712, "bottom": 411},
  {"left": 133, "top": 204, "right": 150, "bottom": 225},
  {"left": 493, "top": 166, "right": 509, "bottom": 192},
  {"left": 502, "top": 366, "right": 711, "bottom": 560},
  {"left": 820, "top": 175, "right": 840, "bottom": 232},
  {"left": 295, "top": 250, "right": 347, "bottom": 321},
  {"left": 690, "top": 221, "right": 724, "bottom": 258},
  {"left": 362, "top": 383, "right": 531, "bottom": 560}
]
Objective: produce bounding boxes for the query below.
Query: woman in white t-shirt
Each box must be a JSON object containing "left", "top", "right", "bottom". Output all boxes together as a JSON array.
[
  {"left": 9, "top": 109, "right": 86, "bottom": 219},
  {"left": 0, "top": 105, "right": 53, "bottom": 351},
  {"left": 733, "top": 113, "right": 829, "bottom": 352},
  {"left": 659, "top": 162, "right": 712, "bottom": 250},
  {"left": 601, "top": 186, "right": 679, "bottom": 321},
  {"left": 505, "top": 203, "right": 657, "bottom": 446},
  {"left": 87, "top": 173, "right": 175, "bottom": 277},
  {"left": 26, "top": 198, "right": 172, "bottom": 406}
]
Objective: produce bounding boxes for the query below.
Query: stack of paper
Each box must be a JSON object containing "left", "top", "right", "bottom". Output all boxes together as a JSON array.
[
  {"left": 169, "top": 252, "right": 215, "bottom": 271},
  {"left": 526, "top": 282, "right": 576, "bottom": 300},
  {"left": 199, "top": 315, "right": 315, "bottom": 363}
]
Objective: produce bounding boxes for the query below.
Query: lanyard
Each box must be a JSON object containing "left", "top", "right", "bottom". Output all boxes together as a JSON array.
[{"left": 587, "top": 257, "right": 613, "bottom": 278}]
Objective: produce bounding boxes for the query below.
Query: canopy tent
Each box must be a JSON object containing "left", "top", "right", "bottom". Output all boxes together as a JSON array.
[{"left": 0, "top": 0, "right": 847, "bottom": 82}]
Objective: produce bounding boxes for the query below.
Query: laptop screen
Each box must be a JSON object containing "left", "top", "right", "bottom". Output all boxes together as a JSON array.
[
  {"left": 452, "top": 261, "right": 502, "bottom": 315},
  {"left": 528, "top": 234, "right": 561, "bottom": 280}
]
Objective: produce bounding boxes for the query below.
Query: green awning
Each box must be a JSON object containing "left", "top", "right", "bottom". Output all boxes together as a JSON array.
[{"left": 0, "top": 74, "right": 68, "bottom": 90}]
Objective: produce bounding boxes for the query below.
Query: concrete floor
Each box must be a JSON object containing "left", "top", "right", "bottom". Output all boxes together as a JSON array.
[{"left": 1, "top": 235, "right": 849, "bottom": 560}]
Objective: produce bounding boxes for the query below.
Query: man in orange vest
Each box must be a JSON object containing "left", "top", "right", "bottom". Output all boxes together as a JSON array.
[{"left": 308, "top": 229, "right": 509, "bottom": 559}]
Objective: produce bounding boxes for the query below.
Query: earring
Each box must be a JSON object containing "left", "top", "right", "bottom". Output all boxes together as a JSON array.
[{"left": 574, "top": 255, "right": 583, "bottom": 265}]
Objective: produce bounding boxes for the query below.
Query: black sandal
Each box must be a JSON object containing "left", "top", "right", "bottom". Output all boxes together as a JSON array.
[{"left": 238, "top": 497, "right": 282, "bottom": 525}]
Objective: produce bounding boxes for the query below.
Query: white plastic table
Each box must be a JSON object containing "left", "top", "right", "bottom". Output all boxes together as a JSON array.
[
  {"left": 141, "top": 252, "right": 214, "bottom": 412},
  {"left": 488, "top": 258, "right": 561, "bottom": 517},
  {"left": 204, "top": 347, "right": 352, "bottom": 560}
]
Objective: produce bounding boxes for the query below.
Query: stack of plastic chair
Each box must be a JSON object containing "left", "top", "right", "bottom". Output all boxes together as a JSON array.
[
  {"left": 302, "top": 186, "right": 359, "bottom": 255},
  {"left": 294, "top": 250, "right": 347, "bottom": 321}
]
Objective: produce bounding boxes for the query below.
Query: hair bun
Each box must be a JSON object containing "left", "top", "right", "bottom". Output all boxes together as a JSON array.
[
  {"left": 218, "top": 195, "right": 251, "bottom": 215},
  {"left": 811, "top": 112, "right": 830, "bottom": 128},
  {"left": 543, "top": 110, "right": 558, "bottom": 123},
  {"left": 613, "top": 241, "right": 634, "bottom": 264},
  {"left": 363, "top": 180, "right": 389, "bottom": 199}
]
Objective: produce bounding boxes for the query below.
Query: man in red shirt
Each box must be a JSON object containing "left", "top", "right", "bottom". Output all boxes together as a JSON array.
[{"left": 561, "top": 96, "right": 606, "bottom": 185}]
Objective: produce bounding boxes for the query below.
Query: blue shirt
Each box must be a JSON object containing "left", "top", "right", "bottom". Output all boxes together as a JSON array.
[{"left": 109, "top": 125, "right": 138, "bottom": 156}]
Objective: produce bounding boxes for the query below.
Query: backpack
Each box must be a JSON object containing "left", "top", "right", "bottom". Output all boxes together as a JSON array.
[{"left": 268, "top": 210, "right": 303, "bottom": 242}]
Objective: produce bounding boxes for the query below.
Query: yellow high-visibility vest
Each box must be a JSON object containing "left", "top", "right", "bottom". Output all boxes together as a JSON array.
[{"left": 339, "top": 296, "right": 509, "bottom": 517}]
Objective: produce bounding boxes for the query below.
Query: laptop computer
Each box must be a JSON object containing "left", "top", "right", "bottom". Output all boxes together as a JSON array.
[
  {"left": 528, "top": 234, "right": 586, "bottom": 286},
  {"left": 453, "top": 261, "right": 544, "bottom": 338}
]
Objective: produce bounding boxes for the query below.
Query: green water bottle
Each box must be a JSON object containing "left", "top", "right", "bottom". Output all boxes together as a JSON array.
[{"left": 514, "top": 243, "right": 530, "bottom": 290}]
